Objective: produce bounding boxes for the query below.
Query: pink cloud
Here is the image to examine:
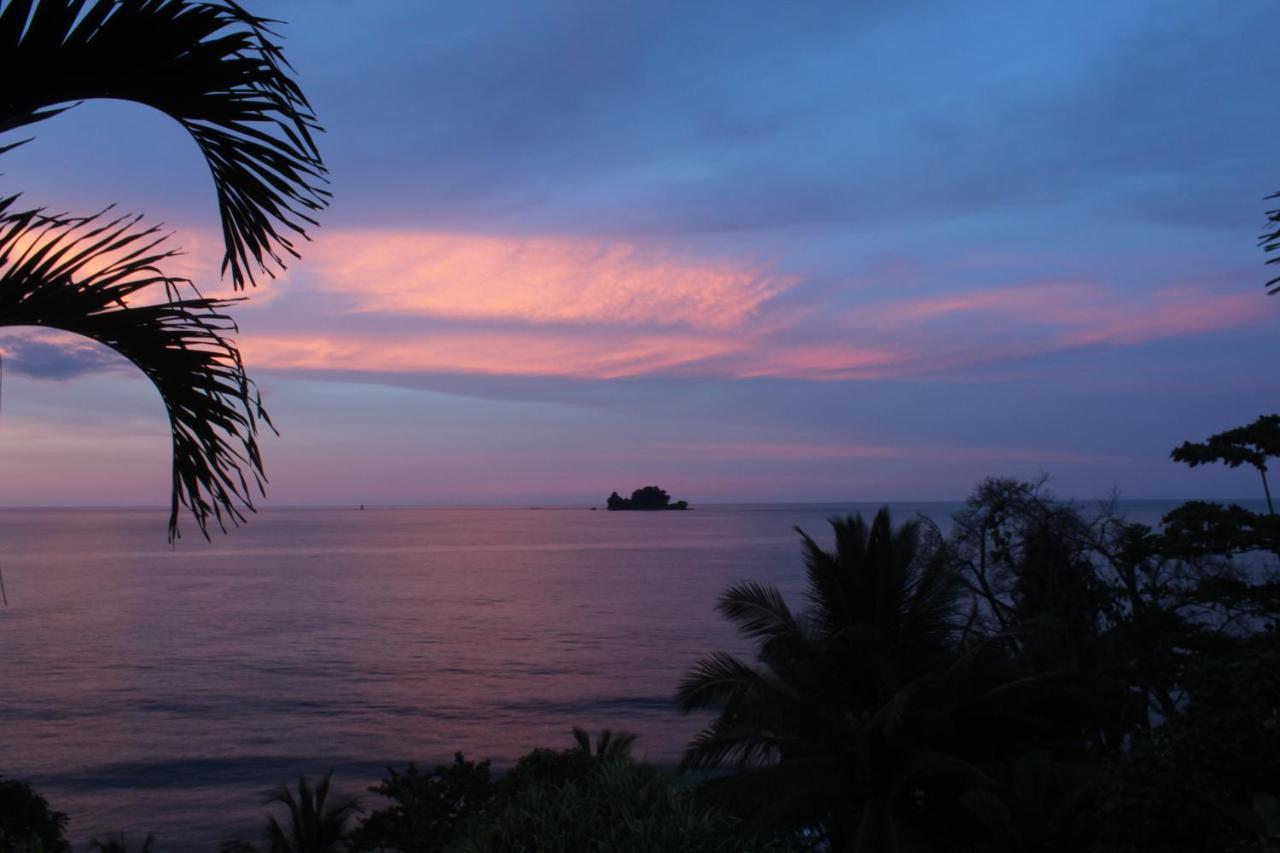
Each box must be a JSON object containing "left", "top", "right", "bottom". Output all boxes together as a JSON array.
[
  {"left": 9, "top": 225, "right": 1272, "bottom": 383},
  {"left": 841, "top": 279, "right": 1270, "bottom": 368},
  {"left": 657, "top": 440, "right": 1134, "bottom": 465},
  {"left": 243, "top": 328, "right": 744, "bottom": 379},
  {"left": 302, "top": 230, "right": 796, "bottom": 331}
]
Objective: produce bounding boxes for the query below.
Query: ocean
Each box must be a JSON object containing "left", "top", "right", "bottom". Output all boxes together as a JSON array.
[{"left": 0, "top": 501, "right": 1205, "bottom": 849}]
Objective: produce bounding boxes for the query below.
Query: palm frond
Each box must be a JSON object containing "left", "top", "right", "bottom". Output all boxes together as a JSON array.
[
  {"left": 899, "top": 553, "right": 962, "bottom": 654},
  {"left": 262, "top": 772, "right": 359, "bottom": 853},
  {"left": 695, "top": 751, "right": 845, "bottom": 837},
  {"left": 0, "top": 0, "right": 328, "bottom": 289},
  {"left": 571, "top": 725, "right": 591, "bottom": 754},
  {"left": 717, "top": 580, "right": 800, "bottom": 643},
  {"left": 674, "top": 650, "right": 789, "bottom": 712},
  {"left": 1264, "top": 189, "right": 1280, "bottom": 295},
  {"left": 594, "top": 728, "right": 637, "bottom": 759},
  {"left": 0, "top": 197, "right": 272, "bottom": 540},
  {"left": 798, "top": 524, "right": 853, "bottom": 634},
  {"left": 679, "top": 720, "right": 788, "bottom": 770},
  {"left": 89, "top": 833, "right": 156, "bottom": 853}
]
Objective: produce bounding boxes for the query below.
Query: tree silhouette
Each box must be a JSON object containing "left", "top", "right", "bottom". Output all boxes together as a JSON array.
[
  {"left": 0, "top": 0, "right": 327, "bottom": 538},
  {"left": 676, "top": 508, "right": 985, "bottom": 850},
  {"left": 88, "top": 833, "right": 155, "bottom": 853},
  {"left": 223, "top": 773, "right": 359, "bottom": 853},
  {"left": 1165, "top": 415, "right": 1280, "bottom": 559},
  {"left": 605, "top": 486, "right": 688, "bottom": 510},
  {"left": 1171, "top": 414, "right": 1280, "bottom": 514}
]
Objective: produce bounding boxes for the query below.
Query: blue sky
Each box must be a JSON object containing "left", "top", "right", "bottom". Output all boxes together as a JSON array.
[{"left": 1, "top": 0, "right": 1277, "bottom": 508}]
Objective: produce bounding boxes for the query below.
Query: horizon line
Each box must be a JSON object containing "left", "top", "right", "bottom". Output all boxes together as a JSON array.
[{"left": 0, "top": 497, "right": 1265, "bottom": 512}]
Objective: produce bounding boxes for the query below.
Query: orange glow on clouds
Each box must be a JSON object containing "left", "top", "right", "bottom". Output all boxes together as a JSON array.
[
  {"left": 10, "top": 225, "right": 1264, "bottom": 383},
  {"left": 304, "top": 231, "right": 795, "bottom": 330},
  {"left": 866, "top": 280, "right": 1264, "bottom": 345},
  {"left": 231, "top": 231, "right": 1269, "bottom": 381},
  {"left": 243, "top": 328, "right": 745, "bottom": 379}
]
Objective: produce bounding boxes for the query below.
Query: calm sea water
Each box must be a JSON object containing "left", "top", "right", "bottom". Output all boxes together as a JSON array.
[{"left": 0, "top": 502, "right": 1191, "bottom": 850}]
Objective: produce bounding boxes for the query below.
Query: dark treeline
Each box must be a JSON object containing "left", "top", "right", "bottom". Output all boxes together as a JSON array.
[
  {"left": 4, "top": 416, "right": 1279, "bottom": 853},
  {"left": 606, "top": 487, "right": 690, "bottom": 511}
]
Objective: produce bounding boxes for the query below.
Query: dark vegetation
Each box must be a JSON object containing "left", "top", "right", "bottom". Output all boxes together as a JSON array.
[
  {"left": 0, "top": 778, "right": 69, "bottom": 853},
  {"left": 0, "top": 0, "right": 328, "bottom": 539},
  {"left": 606, "top": 486, "right": 689, "bottom": 510},
  {"left": 9, "top": 415, "right": 1279, "bottom": 852}
]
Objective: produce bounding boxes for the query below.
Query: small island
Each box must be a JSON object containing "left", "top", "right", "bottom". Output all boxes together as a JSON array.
[{"left": 606, "top": 486, "right": 689, "bottom": 511}]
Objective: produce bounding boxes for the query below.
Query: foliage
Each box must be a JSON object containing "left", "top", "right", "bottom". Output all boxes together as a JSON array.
[
  {"left": 0, "top": 199, "right": 274, "bottom": 539},
  {"left": 264, "top": 773, "right": 360, "bottom": 853},
  {"left": 223, "top": 772, "right": 360, "bottom": 853},
  {"left": 1092, "top": 629, "right": 1280, "bottom": 852},
  {"left": 0, "top": 0, "right": 326, "bottom": 538},
  {"left": 14, "top": 469, "right": 1280, "bottom": 851},
  {"left": 0, "top": 0, "right": 329, "bottom": 290},
  {"left": 606, "top": 487, "right": 688, "bottom": 510},
  {"left": 88, "top": 834, "right": 155, "bottom": 853},
  {"left": 954, "top": 750, "right": 1096, "bottom": 853},
  {"left": 1171, "top": 414, "right": 1280, "bottom": 514},
  {"left": 1163, "top": 414, "right": 1280, "bottom": 566},
  {"left": 675, "top": 507, "right": 1001, "bottom": 850},
  {"left": 445, "top": 759, "right": 791, "bottom": 853},
  {"left": 499, "top": 727, "right": 637, "bottom": 794},
  {"left": 1161, "top": 500, "right": 1280, "bottom": 556},
  {"left": 351, "top": 754, "right": 495, "bottom": 853},
  {"left": 675, "top": 468, "right": 1280, "bottom": 851},
  {"left": 1262, "top": 190, "right": 1280, "bottom": 294},
  {"left": 0, "top": 778, "right": 69, "bottom": 853}
]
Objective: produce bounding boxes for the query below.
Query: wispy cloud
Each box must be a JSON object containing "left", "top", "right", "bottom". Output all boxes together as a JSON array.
[
  {"left": 7, "top": 230, "right": 1267, "bottom": 386},
  {"left": 304, "top": 231, "right": 796, "bottom": 330},
  {"left": 658, "top": 439, "right": 1135, "bottom": 465},
  {"left": 243, "top": 327, "right": 743, "bottom": 379},
  {"left": 17, "top": 236, "right": 1261, "bottom": 386},
  {"left": 844, "top": 280, "right": 1267, "bottom": 369},
  {"left": 0, "top": 331, "right": 128, "bottom": 380}
]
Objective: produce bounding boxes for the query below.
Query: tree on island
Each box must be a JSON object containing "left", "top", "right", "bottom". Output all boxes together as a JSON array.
[
  {"left": 0, "top": 0, "right": 328, "bottom": 539},
  {"left": 606, "top": 486, "right": 689, "bottom": 510}
]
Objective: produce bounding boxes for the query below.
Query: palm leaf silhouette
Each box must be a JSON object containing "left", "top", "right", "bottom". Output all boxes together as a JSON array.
[
  {"left": 0, "top": 199, "right": 272, "bottom": 537},
  {"left": 676, "top": 508, "right": 976, "bottom": 849},
  {"left": 0, "top": 0, "right": 329, "bottom": 289},
  {"left": 0, "top": 0, "right": 325, "bottom": 538},
  {"left": 88, "top": 833, "right": 155, "bottom": 853},
  {"left": 262, "top": 773, "right": 359, "bottom": 853}
]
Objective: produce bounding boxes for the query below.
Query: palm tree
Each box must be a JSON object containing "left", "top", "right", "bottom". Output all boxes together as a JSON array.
[
  {"left": 88, "top": 833, "right": 155, "bottom": 853},
  {"left": 261, "top": 772, "right": 360, "bottom": 853},
  {"left": 0, "top": 0, "right": 328, "bottom": 539},
  {"left": 676, "top": 508, "right": 980, "bottom": 851},
  {"left": 499, "top": 727, "right": 640, "bottom": 796},
  {"left": 570, "top": 726, "right": 638, "bottom": 761}
]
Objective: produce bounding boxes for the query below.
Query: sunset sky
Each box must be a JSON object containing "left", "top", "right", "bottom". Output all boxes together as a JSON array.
[{"left": 1, "top": 0, "right": 1277, "bottom": 508}]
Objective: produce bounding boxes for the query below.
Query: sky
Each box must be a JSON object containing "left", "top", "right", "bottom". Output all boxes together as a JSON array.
[{"left": 1, "top": 0, "right": 1278, "bottom": 510}]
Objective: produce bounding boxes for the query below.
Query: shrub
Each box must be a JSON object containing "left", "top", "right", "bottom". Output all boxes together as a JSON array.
[
  {"left": 0, "top": 778, "right": 69, "bottom": 853},
  {"left": 446, "top": 759, "right": 791, "bottom": 853},
  {"left": 352, "top": 754, "right": 495, "bottom": 853}
]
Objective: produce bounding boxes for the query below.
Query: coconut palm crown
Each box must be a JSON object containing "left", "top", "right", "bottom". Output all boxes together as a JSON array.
[
  {"left": 676, "top": 507, "right": 973, "bottom": 850},
  {"left": 262, "top": 773, "right": 359, "bottom": 853},
  {"left": 0, "top": 0, "right": 328, "bottom": 538}
]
